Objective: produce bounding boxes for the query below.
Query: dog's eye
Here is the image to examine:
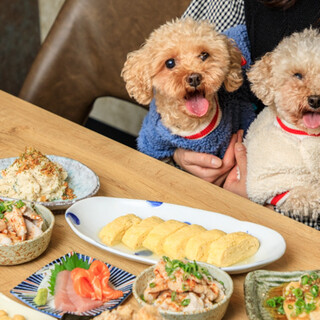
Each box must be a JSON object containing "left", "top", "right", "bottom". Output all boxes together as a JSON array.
[
  {"left": 165, "top": 59, "right": 175, "bottom": 69},
  {"left": 294, "top": 73, "right": 303, "bottom": 80},
  {"left": 199, "top": 52, "right": 209, "bottom": 61}
]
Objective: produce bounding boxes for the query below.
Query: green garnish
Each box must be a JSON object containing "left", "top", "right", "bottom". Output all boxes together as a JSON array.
[
  {"left": 0, "top": 200, "right": 26, "bottom": 214},
  {"left": 48, "top": 253, "right": 90, "bottom": 295},
  {"left": 171, "top": 291, "right": 176, "bottom": 301},
  {"left": 267, "top": 272, "right": 320, "bottom": 318},
  {"left": 305, "top": 302, "right": 316, "bottom": 313},
  {"left": 292, "top": 287, "right": 303, "bottom": 298},
  {"left": 140, "top": 294, "right": 146, "bottom": 302},
  {"left": 311, "top": 285, "right": 319, "bottom": 297},
  {"left": 301, "top": 275, "right": 311, "bottom": 285},
  {"left": 162, "top": 256, "right": 211, "bottom": 282},
  {"left": 149, "top": 282, "right": 156, "bottom": 288},
  {"left": 15, "top": 199, "right": 25, "bottom": 208},
  {"left": 181, "top": 298, "right": 190, "bottom": 306},
  {"left": 266, "top": 296, "right": 285, "bottom": 314},
  {"left": 182, "top": 284, "right": 187, "bottom": 291}
]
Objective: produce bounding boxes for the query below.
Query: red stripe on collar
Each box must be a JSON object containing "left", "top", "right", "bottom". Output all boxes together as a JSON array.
[
  {"left": 184, "top": 98, "right": 220, "bottom": 140},
  {"left": 276, "top": 117, "right": 320, "bottom": 137}
]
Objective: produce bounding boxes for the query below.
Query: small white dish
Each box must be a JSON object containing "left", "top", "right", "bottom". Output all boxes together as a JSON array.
[
  {"left": 65, "top": 197, "right": 286, "bottom": 274},
  {"left": 0, "top": 155, "right": 100, "bottom": 210},
  {"left": 0, "top": 292, "right": 55, "bottom": 319}
]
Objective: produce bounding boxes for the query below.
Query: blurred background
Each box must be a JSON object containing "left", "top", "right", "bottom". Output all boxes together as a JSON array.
[{"left": 0, "top": 0, "right": 147, "bottom": 149}]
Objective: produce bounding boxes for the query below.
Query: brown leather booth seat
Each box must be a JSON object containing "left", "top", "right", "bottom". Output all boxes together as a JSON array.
[{"left": 19, "top": 0, "right": 190, "bottom": 124}]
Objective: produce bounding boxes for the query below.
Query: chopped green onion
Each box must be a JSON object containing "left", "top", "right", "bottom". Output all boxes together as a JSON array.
[
  {"left": 171, "top": 291, "right": 176, "bottom": 301},
  {"left": 295, "top": 298, "right": 306, "bottom": 308},
  {"left": 301, "top": 275, "right": 311, "bottom": 285},
  {"left": 310, "top": 272, "right": 319, "bottom": 281},
  {"left": 311, "top": 285, "right": 319, "bottom": 297},
  {"left": 194, "top": 271, "right": 203, "bottom": 280},
  {"left": 149, "top": 282, "right": 156, "bottom": 288},
  {"left": 305, "top": 303, "right": 316, "bottom": 313},
  {"left": 181, "top": 299, "right": 190, "bottom": 306},
  {"left": 277, "top": 305, "right": 285, "bottom": 315},
  {"left": 292, "top": 287, "right": 303, "bottom": 298},
  {"left": 266, "top": 296, "right": 284, "bottom": 311},
  {"left": 266, "top": 299, "right": 276, "bottom": 308},
  {"left": 15, "top": 200, "right": 25, "bottom": 208}
]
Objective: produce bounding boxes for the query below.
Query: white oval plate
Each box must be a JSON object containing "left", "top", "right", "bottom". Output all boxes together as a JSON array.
[
  {"left": 0, "top": 156, "right": 100, "bottom": 210},
  {"left": 65, "top": 197, "right": 286, "bottom": 274}
]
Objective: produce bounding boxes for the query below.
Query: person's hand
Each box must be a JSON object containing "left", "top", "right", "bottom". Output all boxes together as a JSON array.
[
  {"left": 173, "top": 134, "right": 237, "bottom": 186},
  {"left": 223, "top": 130, "right": 248, "bottom": 198}
]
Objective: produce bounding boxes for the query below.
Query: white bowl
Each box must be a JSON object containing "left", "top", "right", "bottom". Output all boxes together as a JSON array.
[
  {"left": 133, "top": 262, "right": 233, "bottom": 320},
  {"left": 0, "top": 203, "right": 55, "bottom": 265}
]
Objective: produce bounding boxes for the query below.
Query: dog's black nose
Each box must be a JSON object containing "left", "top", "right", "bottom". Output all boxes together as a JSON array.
[
  {"left": 308, "top": 95, "right": 320, "bottom": 109},
  {"left": 187, "top": 73, "right": 202, "bottom": 88}
]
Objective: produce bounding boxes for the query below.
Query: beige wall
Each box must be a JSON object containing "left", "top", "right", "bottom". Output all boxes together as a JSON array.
[{"left": 37, "top": 0, "right": 146, "bottom": 136}]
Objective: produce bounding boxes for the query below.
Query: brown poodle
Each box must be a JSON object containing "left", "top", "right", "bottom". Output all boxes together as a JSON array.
[
  {"left": 245, "top": 28, "right": 320, "bottom": 219},
  {"left": 122, "top": 18, "right": 255, "bottom": 160}
]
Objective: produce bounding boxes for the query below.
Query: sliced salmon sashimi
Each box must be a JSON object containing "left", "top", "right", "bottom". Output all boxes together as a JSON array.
[{"left": 71, "top": 260, "right": 124, "bottom": 302}]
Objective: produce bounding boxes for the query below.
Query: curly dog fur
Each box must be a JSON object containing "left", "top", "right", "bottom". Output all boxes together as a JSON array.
[
  {"left": 122, "top": 18, "right": 255, "bottom": 159},
  {"left": 245, "top": 28, "right": 320, "bottom": 219}
]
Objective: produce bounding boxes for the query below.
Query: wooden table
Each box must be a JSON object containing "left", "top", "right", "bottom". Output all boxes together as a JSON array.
[{"left": 0, "top": 90, "right": 319, "bottom": 319}]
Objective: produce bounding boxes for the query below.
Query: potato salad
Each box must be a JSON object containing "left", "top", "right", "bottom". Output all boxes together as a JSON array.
[{"left": 0, "top": 147, "right": 75, "bottom": 202}]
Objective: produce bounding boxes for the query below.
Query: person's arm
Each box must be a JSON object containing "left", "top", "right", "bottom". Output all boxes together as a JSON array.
[{"left": 173, "top": 134, "right": 237, "bottom": 185}]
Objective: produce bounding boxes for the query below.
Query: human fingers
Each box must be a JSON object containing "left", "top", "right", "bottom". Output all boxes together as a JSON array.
[
  {"left": 212, "top": 171, "right": 229, "bottom": 187},
  {"left": 237, "top": 129, "right": 244, "bottom": 142},
  {"left": 234, "top": 141, "right": 247, "bottom": 179},
  {"left": 173, "top": 148, "right": 222, "bottom": 169},
  {"left": 221, "top": 134, "right": 237, "bottom": 170}
]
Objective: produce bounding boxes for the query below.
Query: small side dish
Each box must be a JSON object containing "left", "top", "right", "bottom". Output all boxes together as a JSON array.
[
  {"left": 0, "top": 147, "right": 75, "bottom": 202},
  {"left": 0, "top": 202, "right": 54, "bottom": 265},
  {"left": 0, "top": 200, "right": 44, "bottom": 245},
  {"left": 265, "top": 272, "right": 320, "bottom": 319},
  {"left": 142, "top": 257, "right": 225, "bottom": 312},
  {"left": 49, "top": 254, "right": 124, "bottom": 314},
  {"left": 244, "top": 270, "right": 320, "bottom": 320},
  {"left": 133, "top": 257, "right": 233, "bottom": 320},
  {"left": 11, "top": 252, "right": 135, "bottom": 318}
]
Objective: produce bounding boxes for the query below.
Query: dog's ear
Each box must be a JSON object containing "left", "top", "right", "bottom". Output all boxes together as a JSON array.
[
  {"left": 223, "top": 39, "right": 243, "bottom": 92},
  {"left": 121, "top": 45, "right": 154, "bottom": 105},
  {"left": 247, "top": 53, "right": 275, "bottom": 106}
]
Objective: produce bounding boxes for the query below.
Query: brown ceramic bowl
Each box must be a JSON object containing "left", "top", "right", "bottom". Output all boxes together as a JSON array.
[
  {"left": 0, "top": 203, "right": 55, "bottom": 265},
  {"left": 133, "top": 262, "right": 233, "bottom": 320}
]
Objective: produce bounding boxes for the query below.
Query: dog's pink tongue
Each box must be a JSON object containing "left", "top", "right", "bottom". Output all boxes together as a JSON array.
[
  {"left": 185, "top": 95, "right": 209, "bottom": 117},
  {"left": 303, "top": 112, "right": 320, "bottom": 129}
]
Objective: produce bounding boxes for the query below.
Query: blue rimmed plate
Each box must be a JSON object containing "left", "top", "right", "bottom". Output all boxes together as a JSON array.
[
  {"left": 10, "top": 252, "right": 135, "bottom": 319},
  {"left": 0, "top": 156, "right": 100, "bottom": 210},
  {"left": 65, "top": 196, "right": 286, "bottom": 274}
]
